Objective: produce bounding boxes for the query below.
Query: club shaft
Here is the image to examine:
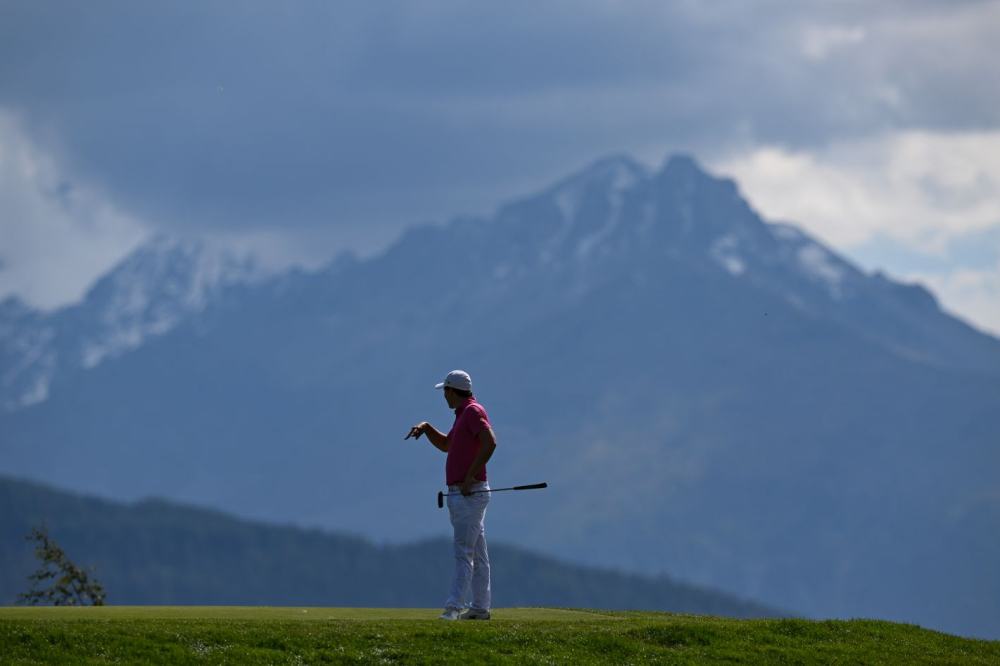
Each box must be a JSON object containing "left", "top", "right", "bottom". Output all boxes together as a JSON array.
[{"left": 443, "top": 482, "right": 546, "bottom": 497}]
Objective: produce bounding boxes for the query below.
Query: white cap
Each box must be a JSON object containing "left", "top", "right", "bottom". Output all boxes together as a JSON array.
[{"left": 435, "top": 369, "right": 473, "bottom": 392}]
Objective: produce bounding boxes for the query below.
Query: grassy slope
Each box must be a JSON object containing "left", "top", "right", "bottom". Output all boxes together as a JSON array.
[{"left": 1, "top": 607, "right": 998, "bottom": 665}]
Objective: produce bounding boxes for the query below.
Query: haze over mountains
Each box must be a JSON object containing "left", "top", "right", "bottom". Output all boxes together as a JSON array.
[{"left": 2, "top": 155, "right": 998, "bottom": 639}]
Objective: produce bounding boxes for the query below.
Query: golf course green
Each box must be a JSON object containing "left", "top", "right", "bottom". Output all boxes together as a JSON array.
[{"left": 1, "top": 606, "right": 997, "bottom": 664}]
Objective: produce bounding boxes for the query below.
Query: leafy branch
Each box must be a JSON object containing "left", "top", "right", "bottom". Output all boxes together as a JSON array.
[{"left": 16, "top": 522, "right": 106, "bottom": 606}]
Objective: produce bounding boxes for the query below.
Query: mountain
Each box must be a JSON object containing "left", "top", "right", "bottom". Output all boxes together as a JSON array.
[
  {"left": 0, "top": 476, "right": 779, "bottom": 616},
  {"left": 0, "top": 236, "right": 266, "bottom": 411},
  {"left": 1, "top": 154, "right": 998, "bottom": 639}
]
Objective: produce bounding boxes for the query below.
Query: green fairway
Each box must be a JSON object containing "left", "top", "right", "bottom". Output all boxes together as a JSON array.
[
  {"left": 0, "top": 606, "right": 609, "bottom": 621},
  {"left": 1, "top": 607, "right": 997, "bottom": 665}
]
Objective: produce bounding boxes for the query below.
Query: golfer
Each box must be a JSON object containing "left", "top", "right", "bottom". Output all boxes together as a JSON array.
[{"left": 408, "top": 370, "right": 497, "bottom": 620}]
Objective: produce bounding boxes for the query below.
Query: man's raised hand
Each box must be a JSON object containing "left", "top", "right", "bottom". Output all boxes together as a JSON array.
[{"left": 405, "top": 423, "right": 426, "bottom": 440}]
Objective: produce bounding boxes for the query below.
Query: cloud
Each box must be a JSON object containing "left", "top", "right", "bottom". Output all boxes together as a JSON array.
[
  {"left": 712, "top": 130, "right": 1000, "bottom": 250},
  {"left": 710, "top": 130, "right": 1000, "bottom": 335},
  {"left": 1, "top": 0, "right": 997, "bottom": 242},
  {"left": 910, "top": 263, "right": 1000, "bottom": 337},
  {"left": 799, "top": 24, "right": 865, "bottom": 61},
  {"left": 0, "top": 109, "right": 151, "bottom": 309},
  {"left": 1, "top": 0, "right": 998, "bottom": 329},
  {"left": 0, "top": 107, "right": 391, "bottom": 311}
]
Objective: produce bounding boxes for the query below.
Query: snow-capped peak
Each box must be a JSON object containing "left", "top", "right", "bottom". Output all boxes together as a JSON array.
[
  {"left": 550, "top": 155, "right": 651, "bottom": 223},
  {"left": 0, "top": 235, "right": 272, "bottom": 411},
  {"left": 518, "top": 155, "right": 652, "bottom": 264},
  {"left": 79, "top": 235, "right": 268, "bottom": 368}
]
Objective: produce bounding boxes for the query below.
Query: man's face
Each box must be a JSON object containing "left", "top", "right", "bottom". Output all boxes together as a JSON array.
[{"left": 443, "top": 387, "right": 460, "bottom": 409}]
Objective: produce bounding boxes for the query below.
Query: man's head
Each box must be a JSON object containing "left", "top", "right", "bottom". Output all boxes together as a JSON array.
[{"left": 436, "top": 370, "right": 473, "bottom": 408}]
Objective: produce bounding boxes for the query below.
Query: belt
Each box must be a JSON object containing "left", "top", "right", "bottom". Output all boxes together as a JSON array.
[{"left": 448, "top": 482, "right": 488, "bottom": 491}]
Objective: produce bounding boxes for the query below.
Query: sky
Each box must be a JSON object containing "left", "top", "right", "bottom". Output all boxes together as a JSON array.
[{"left": 1, "top": 0, "right": 998, "bottom": 334}]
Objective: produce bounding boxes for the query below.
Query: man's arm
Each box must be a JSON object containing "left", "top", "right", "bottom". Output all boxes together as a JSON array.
[
  {"left": 407, "top": 422, "right": 450, "bottom": 452},
  {"left": 461, "top": 428, "right": 497, "bottom": 494}
]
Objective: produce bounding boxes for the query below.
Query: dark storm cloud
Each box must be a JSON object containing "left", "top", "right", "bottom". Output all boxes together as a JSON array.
[{"left": 1, "top": 0, "right": 996, "bottom": 239}]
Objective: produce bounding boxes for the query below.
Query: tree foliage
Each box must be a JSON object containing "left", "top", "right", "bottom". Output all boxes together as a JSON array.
[{"left": 16, "top": 522, "right": 106, "bottom": 606}]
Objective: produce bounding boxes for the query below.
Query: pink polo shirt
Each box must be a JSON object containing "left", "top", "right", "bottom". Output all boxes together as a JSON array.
[{"left": 446, "top": 397, "right": 493, "bottom": 485}]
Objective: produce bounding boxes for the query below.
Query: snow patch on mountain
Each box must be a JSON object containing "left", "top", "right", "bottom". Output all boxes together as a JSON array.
[
  {"left": 797, "top": 243, "right": 846, "bottom": 297},
  {"left": 16, "top": 351, "right": 55, "bottom": 407},
  {"left": 543, "top": 157, "right": 649, "bottom": 263},
  {"left": 554, "top": 188, "right": 579, "bottom": 225},
  {"left": 770, "top": 223, "right": 806, "bottom": 243},
  {"left": 710, "top": 235, "right": 747, "bottom": 276},
  {"left": 762, "top": 222, "right": 855, "bottom": 300},
  {"left": 576, "top": 165, "right": 640, "bottom": 259},
  {"left": 0, "top": 322, "right": 56, "bottom": 409}
]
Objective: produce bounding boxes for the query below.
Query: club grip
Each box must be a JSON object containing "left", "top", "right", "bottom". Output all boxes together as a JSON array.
[{"left": 512, "top": 483, "right": 547, "bottom": 491}]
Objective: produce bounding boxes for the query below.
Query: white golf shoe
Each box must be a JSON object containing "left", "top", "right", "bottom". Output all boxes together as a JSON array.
[
  {"left": 460, "top": 609, "right": 491, "bottom": 620},
  {"left": 438, "top": 608, "right": 461, "bottom": 621}
]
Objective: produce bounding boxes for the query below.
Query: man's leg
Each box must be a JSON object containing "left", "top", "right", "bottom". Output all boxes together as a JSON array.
[
  {"left": 445, "top": 487, "right": 487, "bottom": 611},
  {"left": 470, "top": 523, "right": 491, "bottom": 612}
]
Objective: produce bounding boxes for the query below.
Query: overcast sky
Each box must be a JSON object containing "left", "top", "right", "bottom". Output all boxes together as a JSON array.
[{"left": 1, "top": 1, "right": 998, "bottom": 333}]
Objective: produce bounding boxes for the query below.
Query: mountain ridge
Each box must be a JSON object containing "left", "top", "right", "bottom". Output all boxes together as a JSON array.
[{"left": 2, "top": 154, "right": 997, "bottom": 413}]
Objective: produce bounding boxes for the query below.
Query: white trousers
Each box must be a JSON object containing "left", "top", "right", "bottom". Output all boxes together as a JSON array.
[{"left": 445, "top": 481, "right": 491, "bottom": 612}]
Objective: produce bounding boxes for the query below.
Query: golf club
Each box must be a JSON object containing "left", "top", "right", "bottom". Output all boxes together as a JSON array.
[{"left": 437, "top": 483, "right": 547, "bottom": 508}]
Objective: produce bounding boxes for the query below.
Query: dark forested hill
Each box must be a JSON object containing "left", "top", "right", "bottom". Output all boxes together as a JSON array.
[{"left": 0, "top": 476, "right": 778, "bottom": 618}]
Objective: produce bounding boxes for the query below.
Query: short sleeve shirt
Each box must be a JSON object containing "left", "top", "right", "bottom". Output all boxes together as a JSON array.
[{"left": 445, "top": 397, "right": 492, "bottom": 485}]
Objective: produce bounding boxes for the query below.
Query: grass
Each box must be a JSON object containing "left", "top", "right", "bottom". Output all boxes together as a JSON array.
[{"left": 1, "top": 606, "right": 998, "bottom": 665}]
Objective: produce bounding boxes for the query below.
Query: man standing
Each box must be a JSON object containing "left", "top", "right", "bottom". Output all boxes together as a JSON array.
[{"left": 407, "top": 369, "right": 497, "bottom": 620}]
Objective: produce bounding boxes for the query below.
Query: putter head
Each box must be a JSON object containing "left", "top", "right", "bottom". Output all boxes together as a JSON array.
[{"left": 437, "top": 491, "right": 444, "bottom": 509}]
